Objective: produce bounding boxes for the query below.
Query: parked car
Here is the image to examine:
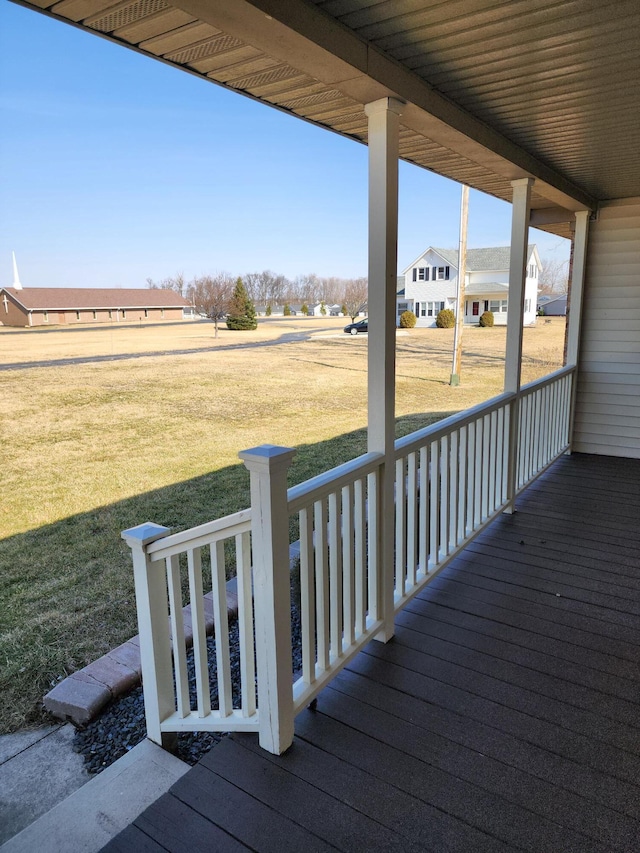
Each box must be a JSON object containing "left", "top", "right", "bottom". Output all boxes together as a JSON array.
[{"left": 343, "top": 318, "right": 368, "bottom": 335}]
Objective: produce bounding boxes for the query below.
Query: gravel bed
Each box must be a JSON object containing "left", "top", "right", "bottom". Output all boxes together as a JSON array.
[{"left": 74, "top": 582, "right": 303, "bottom": 773}]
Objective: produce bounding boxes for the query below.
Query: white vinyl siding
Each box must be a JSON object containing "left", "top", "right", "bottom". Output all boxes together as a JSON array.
[{"left": 573, "top": 198, "right": 640, "bottom": 458}]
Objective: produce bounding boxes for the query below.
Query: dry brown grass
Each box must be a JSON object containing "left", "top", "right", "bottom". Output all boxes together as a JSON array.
[{"left": 0, "top": 315, "right": 566, "bottom": 731}]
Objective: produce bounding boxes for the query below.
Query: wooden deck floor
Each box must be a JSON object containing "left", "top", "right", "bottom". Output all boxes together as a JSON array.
[{"left": 103, "top": 453, "right": 640, "bottom": 853}]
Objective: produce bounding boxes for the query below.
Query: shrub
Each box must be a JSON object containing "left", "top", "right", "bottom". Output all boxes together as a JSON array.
[
  {"left": 283, "top": 304, "right": 291, "bottom": 316},
  {"left": 265, "top": 304, "right": 272, "bottom": 316},
  {"left": 320, "top": 301, "right": 327, "bottom": 316},
  {"left": 479, "top": 310, "right": 494, "bottom": 327},
  {"left": 399, "top": 310, "right": 417, "bottom": 329},
  {"left": 436, "top": 308, "right": 455, "bottom": 328},
  {"left": 226, "top": 278, "right": 258, "bottom": 330},
  {"left": 301, "top": 303, "right": 309, "bottom": 316}
]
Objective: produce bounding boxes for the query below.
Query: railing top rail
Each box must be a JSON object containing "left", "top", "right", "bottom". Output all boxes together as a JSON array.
[
  {"left": 394, "top": 391, "right": 514, "bottom": 458},
  {"left": 147, "top": 508, "right": 252, "bottom": 560},
  {"left": 520, "top": 364, "right": 575, "bottom": 395},
  {"left": 287, "top": 451, "right": 384, "bottom": 514}
]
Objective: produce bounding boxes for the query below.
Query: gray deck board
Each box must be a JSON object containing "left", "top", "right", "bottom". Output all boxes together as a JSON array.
[{"left": 101, "top": 453, "right": 640, "bottom": 852}]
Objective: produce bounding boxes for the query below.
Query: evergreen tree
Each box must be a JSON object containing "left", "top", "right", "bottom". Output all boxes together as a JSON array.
[{"left": 226, "top": 278, "right": 257, "bottom": 330}]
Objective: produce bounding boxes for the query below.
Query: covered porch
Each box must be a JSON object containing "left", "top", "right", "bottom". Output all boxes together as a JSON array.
[
  {"left": 8, "top": 0, "right": 640, "bottom": 849},
  {"left": 107, "top": 451, "right": 640, "bottom": 852}
]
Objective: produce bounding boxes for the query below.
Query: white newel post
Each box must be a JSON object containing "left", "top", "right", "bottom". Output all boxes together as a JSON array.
[
  {"left": 239, "top": 444, "right": 296, "bottom": 755},
  {"left": 365, "top": 97, "right": 403, "bottom": 642},
  {"left": 566, "top": 209, "right": 590, "bottom": 450},
  {"left": 121, "top": 522, "right": 174, "bottom": 747},
  {"left": 504, "top": 177, "right": 533, "bottom": 513}
]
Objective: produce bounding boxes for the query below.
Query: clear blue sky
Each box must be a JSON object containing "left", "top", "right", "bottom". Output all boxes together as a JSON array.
[{"left": 0, "top": 0, "right": 571, "bottom": 289}]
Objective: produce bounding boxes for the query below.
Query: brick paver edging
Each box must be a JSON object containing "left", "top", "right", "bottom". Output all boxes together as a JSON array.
[{"left": 43, "top": 581, "right": 239, "bottom": 728}]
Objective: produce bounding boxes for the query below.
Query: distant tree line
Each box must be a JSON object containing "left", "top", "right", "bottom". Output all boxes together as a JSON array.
[{"left": 147, "top": 270, "right": 369, "bottom": 325}]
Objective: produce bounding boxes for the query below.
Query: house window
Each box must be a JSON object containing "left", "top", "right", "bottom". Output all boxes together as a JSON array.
[
  {"left": 524, "top": 299, "right": 531, "bottom": 314},
  {"left": 76, "top": 311, "right": 80, "bottom": 320},
  {"left": 528, "top": 263, "right": 537, "bottom": 278},
  {"left": 108, "top": 310, "right": 112, "bottom": 319},
  {"left": 161, "top": 308, "right": 165, "bottom": 318},
  {"left": 93, "top": 311, "right": 97, "bottom": 320},
  {"left": 418, "top": 267, "right": 429, "bottom": 281},
  {"left": 43, "top": 311, "right": 48, "bottom": 323},
  {"left": 144, "top": 309, "right": 149, "bottom": 318},
  {"left": 435, "top": 266, "right": 450, "bottom": 280},
  {"left": 489, "top": 300, "right": 508, "bottom": 313},
  {"left": 122, "top": 310, "right": 126, "bottom": 319},
  {"left": 426, "top": 301, "right": 445, "bottom": 317}
]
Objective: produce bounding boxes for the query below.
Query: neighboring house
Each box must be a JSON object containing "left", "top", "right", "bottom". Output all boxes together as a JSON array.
[
  {"left": 398, "top": 245, "right": 541, "bottom": 327},
  {"left": 538, "top": 294, "right": 567, "bottom": 316},
  {"left": 0, "top": 286, "right": 190, "bottom": 327},
  {"left": 310, "top": 302, "right": 344, "bottom": 316}
]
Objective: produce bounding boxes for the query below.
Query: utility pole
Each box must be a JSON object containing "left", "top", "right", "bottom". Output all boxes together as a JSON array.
[{"left": 450, "top": 184, "right": 469, "bottom": 385}]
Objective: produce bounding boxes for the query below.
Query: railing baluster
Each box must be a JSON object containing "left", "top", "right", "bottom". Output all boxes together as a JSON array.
[
  {"left": 407, "top": 451, "right": 418, "bottom": 588},
  {"left": 448, "top": 432, "right": 458, "bottom": 552},
  {"left": 395, "top": 457, "right": 406, "bottom": 597},
  {"left": 457, "top": 426, "right": 467, "bottom": 544},
  {"left": 342, "top": 484, "right": 355, "bottom": 648},
  {"left": 354, "top": 477, "right": 366, "bottom": 636},
  {"left": 482, "top": 414, "right": 490, "bottom": 520},
  {"left": 466, "top": 420, "right": 475, "bottom": 534},
  {"left": 328, "top": 491, "right": 343, "bottom": 660},
  {"left": 211, "top": 540, "right": 232, "bottom": 718},
  {"left": 299, "top": 507, "right": 316, "bottom": 685},
  {"left": 429, "top": 439, "right": 438, "bottom": 570},
  {"left": 314, "top": 499, "right": 330, "bottom": 671},
  {"left": 419, "top": 446, "right": 428, "bottom": 575},
  {"left": 187, "top": 547, "right": 211, "bottom": 718},
  {"left": 236, "top": 530, "right": 256, "bottom": 716},
  {"left": 367, "top": 470, "right": 379, "bottom": 622},
  {"left": 166, "top": 555, "right": 189, "bottom": 717},
  {"left": 474, "top": 417, "right": 483, "bottom": 524}
]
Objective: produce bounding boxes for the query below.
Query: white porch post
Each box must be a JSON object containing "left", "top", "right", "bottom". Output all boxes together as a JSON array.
[
  {"left": 566, "top": 210, "right": 590, "bottom": 450},
  {"left": 364, "top": 97, "right": 403, "bottom": 642},
  {"left": 504, "top": 177, "right": 534, "bottom": 513},
  {"left": 239, "top": 444, "right": 295, "bottom": 755},
  {"left": 121, "top": 522, "right": 174, "bottom": 748},
  {"left": 565, "top": 210, "right": 590, "bottom": 367}
]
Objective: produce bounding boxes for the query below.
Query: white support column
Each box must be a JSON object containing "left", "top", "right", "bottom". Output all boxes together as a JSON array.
[
  {"left": 239, "top": 443, "right": 295, "bottom": 755},
  {"left": 364, "top": 97, "right": 403, "bottom": 643},
  {"left": 566, "top": 210, "right": 590, "bottom": 451},
  {"left": 565, "top": 210, "right": 590, "bottom": 367},
  {"left": 504, "top": 177, "right": 533, "bottom": 513},
  {"left": 121, "top": 522, "right": 174, "bottom": 748}
]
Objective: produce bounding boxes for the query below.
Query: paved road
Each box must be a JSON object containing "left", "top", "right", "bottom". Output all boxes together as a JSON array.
[{"left": 0, "top": 324, "right": 348, "bottom": 371}]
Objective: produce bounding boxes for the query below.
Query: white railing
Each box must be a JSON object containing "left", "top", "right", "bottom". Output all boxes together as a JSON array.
[
  {"left": 121, "top": 510, "right": 258, "bottom": 745},
  {"left": 287, "top": 452, "right": 384, "bottom": 714},
  {"left": 123, "top": 366, "right": 575, "bottom": 754},
  {"left": 517, "top": 367, "right": 573, "bottom": 491},
  {"left": 393, "top": 392, "right": 512, "bottom": 611}
]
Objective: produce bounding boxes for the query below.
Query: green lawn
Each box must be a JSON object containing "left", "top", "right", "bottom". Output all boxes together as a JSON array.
[{"left": 0, "top": 317, "right": 566, "bottom": 732}]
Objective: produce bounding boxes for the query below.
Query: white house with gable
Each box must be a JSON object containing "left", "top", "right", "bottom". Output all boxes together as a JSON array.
[{"left": 398, "top": 245, "right": 541, "bottom": 327}]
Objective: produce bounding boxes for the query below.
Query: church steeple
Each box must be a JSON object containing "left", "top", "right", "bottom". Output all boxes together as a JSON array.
[{"left": 12, "top": 252, "right": 23, "bottom": 290}]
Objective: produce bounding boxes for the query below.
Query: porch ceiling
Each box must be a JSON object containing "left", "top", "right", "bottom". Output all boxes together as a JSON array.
[{"left": 17, "top": 0, "right": 640, "bottom": 236}]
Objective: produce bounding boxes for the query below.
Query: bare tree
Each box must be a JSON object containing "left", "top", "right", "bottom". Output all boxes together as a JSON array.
[
  {"left": 538, "top": 258, "right": 569, "bottom": 295},
  {"left": 187, "top": 274, "right": 234, "bottom": 337},
  {"left": 146, "top": 273, "right": 186, "bottom": 296},
  {"left": 343, "top": 277, "right": 368, "bottom": 321}
]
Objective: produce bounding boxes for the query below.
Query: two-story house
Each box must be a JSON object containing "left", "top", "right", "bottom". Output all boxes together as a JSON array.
[{"left": 398, "top": 245, "right": 541, "bottom": 327}]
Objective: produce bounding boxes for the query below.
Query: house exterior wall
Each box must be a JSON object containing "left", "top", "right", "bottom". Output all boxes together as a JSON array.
[
  {"left": 0, "top": 302, "right": 185, "bottom": 327},
  {"left": 573, "top": 198, "right": 640, "bottom": 458},
  {"left": 0, "top": 295, "right": 30, "bottom": 326}
]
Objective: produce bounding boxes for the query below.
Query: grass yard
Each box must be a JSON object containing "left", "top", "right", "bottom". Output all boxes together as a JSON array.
[{"left": 0, "top": 316, "right": 566, "bottom": 732}]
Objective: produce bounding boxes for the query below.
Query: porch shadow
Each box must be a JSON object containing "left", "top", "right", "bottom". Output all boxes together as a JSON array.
[{"left": 2, "top": 411, "right": 454, "bottom": 733}]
